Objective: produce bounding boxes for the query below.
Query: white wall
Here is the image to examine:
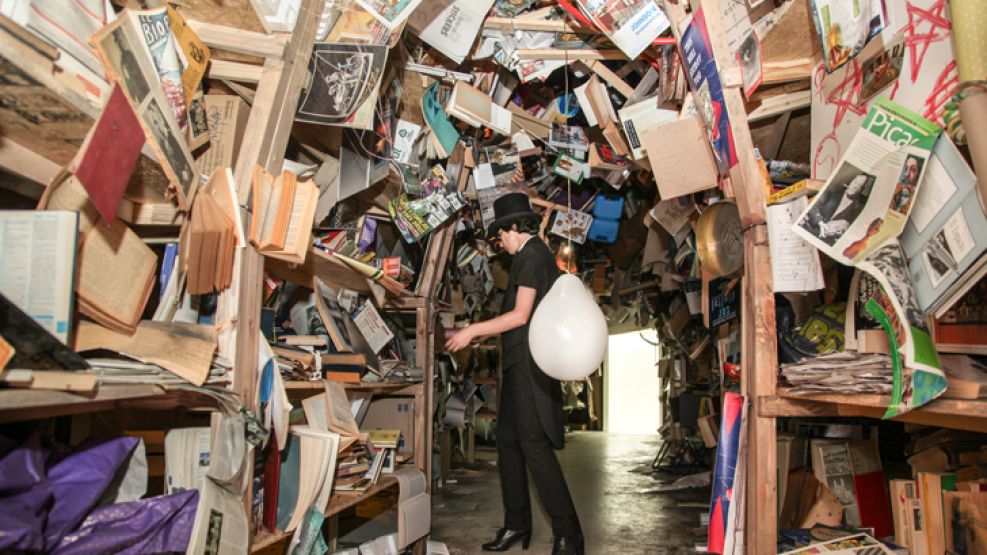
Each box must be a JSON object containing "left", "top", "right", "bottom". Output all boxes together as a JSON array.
[{"left": 604, "top": 329, "right": 662, "bottom": 434}]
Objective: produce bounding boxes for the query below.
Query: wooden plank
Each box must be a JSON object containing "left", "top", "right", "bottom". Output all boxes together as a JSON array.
[
  {"left": 484, "top": 16, "right": 594, "bottom": 34},
  {"left": 0, "top": 34, "right": 97, "bottom": 165},
  {"left": 761, "top": 57, "right": 816, "bottom": 85},
  {"left": 760, "top": 394, "right": 987, "bottom": 433},
  {"left": 208, "top": 59, "right": 265, "bottom": 83},
  {"left": 517, "top": 49, "right": 627, "bottom": 61},
  {"left": 746, "top": 90, "right": 811, "bottom": 122},
  {"left": 186, "top": 19, "right": 287, "bottom": 59},
  {"left": 0, "top": 384, "right": 220, "bottom": 423},
  {"left": 0, "top": 137, "right": 61, "bottom": 187},
  {"left": 169, "top": 0, "right": 266, "bottom": 34},
  {"left": 583, "top": 60, "right": 635, "bottom": 98}
]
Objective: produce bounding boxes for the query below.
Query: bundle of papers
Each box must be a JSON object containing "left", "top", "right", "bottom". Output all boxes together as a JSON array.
[{"left": 781, "top": 351, "right": 893, "bottom": 395}]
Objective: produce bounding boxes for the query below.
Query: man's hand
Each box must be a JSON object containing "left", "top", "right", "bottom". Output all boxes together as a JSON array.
[{"left": 445, "top": 326, "right": 476, "bottom": 352}]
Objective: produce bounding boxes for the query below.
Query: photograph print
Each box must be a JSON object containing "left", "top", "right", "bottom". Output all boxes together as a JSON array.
[
  {"left": 890, "top": 154, "right": 924, "bottom": 214},
  {"left": 865, "top": 243, "right": 927, "bottom": 332},
  {"left": 923, "top": 228, "right": 958, "bottom": 287},
  {"left": 296, "top": 43, "right": 387, "bottom": 127},
  {"left": 798, "top": 162, "right": 875, "bottom": 246},
  {"left": 99, "top": 26, "right": 151, "bottom": 104},
  {"left": 142, "top": 97, "right": 197, "bottom": 200}
]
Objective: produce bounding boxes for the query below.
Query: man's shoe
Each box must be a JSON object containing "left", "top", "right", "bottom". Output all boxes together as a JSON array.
[
  {"left": 551, "top": 534, "right": 584, "bottom": 555},
  {"left": 482, "top": 528, "right": 532, "bottom": 551}
]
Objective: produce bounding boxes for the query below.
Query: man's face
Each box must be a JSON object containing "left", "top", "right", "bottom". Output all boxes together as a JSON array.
[
  {"left": 498, "top": 229, "right": 523, "bottom": 255},
  {"left": 904, "top": 159, "right": 919, "bottom": 185},
  {"left": 847, "top": 174, "right": 867, "bottom": 195}
]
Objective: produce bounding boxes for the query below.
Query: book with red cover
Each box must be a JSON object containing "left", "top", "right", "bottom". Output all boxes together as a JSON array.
[
  {"left": 262, "top": 429, "right": 281, "bottom": 532},
  {"left": 852, "top": 470, "right": 894, "bottom": 539},
  {"left": 71, "top": 84, "right": 145, "bottom": 222}
]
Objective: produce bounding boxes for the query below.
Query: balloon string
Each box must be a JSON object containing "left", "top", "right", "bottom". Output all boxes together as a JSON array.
[{"left": 562, "top": 16, "right": 573, "bottom": 274}]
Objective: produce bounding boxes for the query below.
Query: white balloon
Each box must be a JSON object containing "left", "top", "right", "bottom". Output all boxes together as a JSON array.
[{"left": 528, "top": 273, "right": 608, "bottom": 381}]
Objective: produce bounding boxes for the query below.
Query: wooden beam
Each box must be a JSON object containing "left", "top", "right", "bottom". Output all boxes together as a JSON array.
[
  {"left": 222, "top": 0, "right": 320, "bottom": 541},
  {"left": 761, "top": 57, "right": 815, "bottom": 85},
  {"left": 759, "top": 395, "right": 987, "bottom": 433},
  {"left": 186, "top": 19, "right": 287, "bottom": 59},
  {"left": 582, "top": 60, "right": 635, "bottom": 98},
  {"left": 0, "top": 137, "right": 60, "bottom": 187},
  {"left": 208, "top": 59, "right": 264, "bottom": 83},
  {"left": 484, "top": 16, "right": 594, "bottom": 34},
  {"left": 662, "top": 1, "right": 779, "bottom": 552},
  {"left": 518, "top": 49, "right": 627, "bottom": 61},
  {"left": 746, "top": 90, "right": 811, "bottom": 122}
]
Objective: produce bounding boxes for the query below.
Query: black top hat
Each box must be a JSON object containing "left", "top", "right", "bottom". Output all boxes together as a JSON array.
[{"left": 486, "top": 192, "right": 540, "bottom": 238}]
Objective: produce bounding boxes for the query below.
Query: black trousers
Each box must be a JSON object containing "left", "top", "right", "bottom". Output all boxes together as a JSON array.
[{"left": 497, "top": 363, "right": 581, "bottom": 538}]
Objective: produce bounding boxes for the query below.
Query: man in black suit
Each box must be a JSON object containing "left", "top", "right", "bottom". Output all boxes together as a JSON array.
[
  {"left": 446, "top": 193, "right": 583, "bottom": 555},
  {"left": 800, "top": 173, "right": 873, "bottom": 245}
]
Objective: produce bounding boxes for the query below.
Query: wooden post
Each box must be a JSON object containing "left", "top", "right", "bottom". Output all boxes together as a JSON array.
[
  {"left": 223, "top": 0, "right": 320, "bottom": 540},
  {"left": 661, "top": 1, "right": 779, "bottom": 552}
]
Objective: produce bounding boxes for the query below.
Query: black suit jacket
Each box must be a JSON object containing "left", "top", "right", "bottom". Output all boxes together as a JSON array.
[{"left": 499, "top": 238, "right": 565, "bottom": 449}]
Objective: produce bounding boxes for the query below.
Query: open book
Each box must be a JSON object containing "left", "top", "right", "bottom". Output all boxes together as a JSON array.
[
  {"left": 186, "top": 168, "right": 243, "bottom": 295},
  {"left": 249, "top": 166, "right": 318, "bottom": 265},
  {"left": 41, "top": 172, "right": 156, "bottom": 334}
]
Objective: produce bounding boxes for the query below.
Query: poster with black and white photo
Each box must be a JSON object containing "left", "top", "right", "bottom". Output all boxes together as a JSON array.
[{"left": 296, "top": 43, "right": 388, "bottom": 130}]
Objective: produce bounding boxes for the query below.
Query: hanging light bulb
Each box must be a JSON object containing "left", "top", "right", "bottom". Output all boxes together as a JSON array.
[
  {"left": 528, "top": 274, "right": 608, "bottom": 381},
  {"left": 554, "top": 242, "right": 578, "bottom": 273}
]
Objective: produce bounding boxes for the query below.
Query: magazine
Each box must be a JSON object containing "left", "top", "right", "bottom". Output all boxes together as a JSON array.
[
  {"left": 548, "top": 124, "right": 590, "bottom": 153},
  {"left": 901, "top": 135, "right": 987, "bottom": 317},
  {"left": 296, "top": 43, "right": 388, "bottom": 130},
  {"left": 549, "top": 209, "right": 593, "bottom": 244},
  {"left": 793, "top": 98, "right": 941, "bottom": 265},
  {"left": 572, "top": 0, "right": 670, "bottom": 60},
  {"left": 849, "top": 254, "right": 947, "bottom": 418},
  {"left": 809, "top": 0, "right": 887, "bottom": 73},
  {"left": 475, "top": 146, "right": 528, "bottom": 228},
  {"left": 388, "top": 191, "right": 465, "bottom": 243},
  {"left": 406, "top": 0, "right": 494, "bottom": 64},
  {"left": 353, "top": 0, "right": 424, "bottom": 30}
]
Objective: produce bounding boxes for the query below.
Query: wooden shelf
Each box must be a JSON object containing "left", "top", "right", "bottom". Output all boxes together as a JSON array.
[
  {"left": 759, "top": 389, "right": 987, "bottom": 433},
  {"left": 249, "top": 475, "right": 399, "bottom": 553},
  {"left": 0, "top": 384, "right": 219, "bottom": 424},
  {"left": 283, "top": 381, "right": 423, "bottom": 395}
]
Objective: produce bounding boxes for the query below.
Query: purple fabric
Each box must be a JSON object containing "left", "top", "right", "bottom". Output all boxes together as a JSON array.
[
  {"left": 0, "top": 434, "right": 51, "bottom": 552},
  {"left": 358, "top": 217, "right": 378, "bottom": 253},
  {"left": 52, "top": 490, "right": 198, "bottom": 555},
  {"left": 45, "top": 436, "right": 139, "bottom": 551}
]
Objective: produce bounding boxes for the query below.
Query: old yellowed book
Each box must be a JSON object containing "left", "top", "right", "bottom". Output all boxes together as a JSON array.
[
  {"left": 75, "top": 219, "right": 156, "bottom": 334},
  {"left": 74, "top": 320, "right": 216, "bottom": 386}
]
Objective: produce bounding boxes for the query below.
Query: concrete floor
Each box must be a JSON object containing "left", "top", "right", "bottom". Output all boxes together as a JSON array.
[{"left": 430, "top": 431, "right": 710, "bottom": 555}]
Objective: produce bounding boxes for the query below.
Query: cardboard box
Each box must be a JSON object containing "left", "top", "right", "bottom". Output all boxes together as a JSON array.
[
  {"left": 360, "top": 397, "right": 416, "bottom": 457},
  {"left": 642, "top": 115, "right": 718, "bottom": 200},
  {"left": 195, "top": 95, "right": 250, "bottom": 177}
]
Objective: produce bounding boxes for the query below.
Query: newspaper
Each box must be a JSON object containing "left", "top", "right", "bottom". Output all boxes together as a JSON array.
[
  {"left": 572, "top": 0, "right": 670, "bottom": 60},
  {"left": 793, "top": 98, "right": 941, "bottom": 265}
]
